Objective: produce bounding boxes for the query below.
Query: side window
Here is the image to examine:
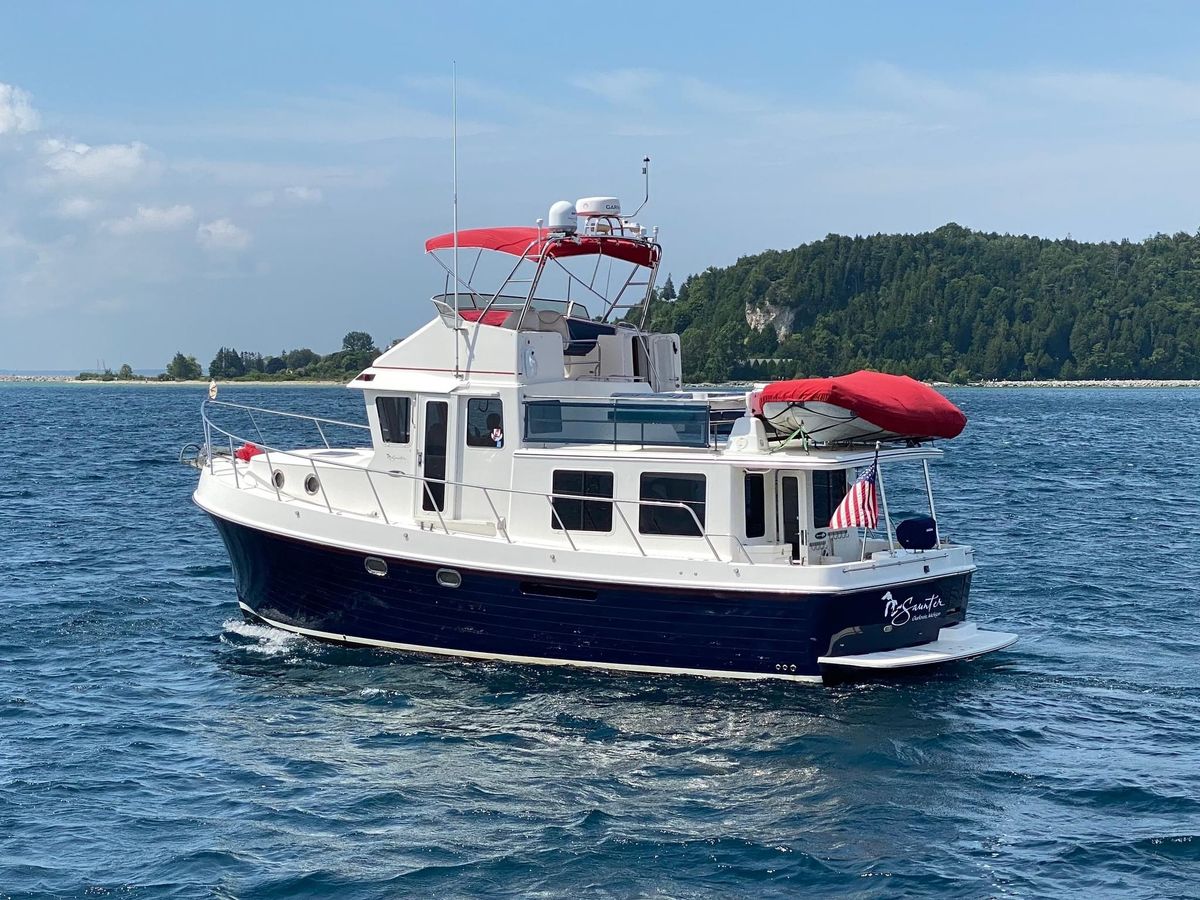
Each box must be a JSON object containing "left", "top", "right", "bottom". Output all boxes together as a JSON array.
[
  {"left": 639, "top": 473, "right": 706, "bottom": 536},
  {"left": 744, "top": 472, "right": 766, "bottom": 539},
  {"left": 376, "top": 396, "right": 410, "bottom": 444},
  {"left": 813, "top": 469, "right": 849, "bottom": 527},
  {"left": 526, "top": 400, "right": 563, "bottom": 437},
  {"left": 550, "top": 470, "right": 613, "bottom": 532},
  {"left": 466, "top": 398, "right": 504, "bottom": 448}
]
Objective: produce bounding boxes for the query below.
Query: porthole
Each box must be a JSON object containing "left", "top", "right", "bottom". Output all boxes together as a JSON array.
[
  {"left": 364, "top": 557, "right": 388, "bottom": 577},
  {"left": 436, "top": 568, "right": 462, "bottom": 589},
  {"left": 304, "top": 474, "right": 320, "bottom": 495},
  {"left": 272, "top": 469, "right": 286, "bottom": 489}
]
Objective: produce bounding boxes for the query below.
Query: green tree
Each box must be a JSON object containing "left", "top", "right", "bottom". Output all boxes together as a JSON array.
[
  {"left": 285, "top": 348, "right": 319, "bottom": 369},
  {"left": 646, "top": 223, "right": 1200, "bottom": 382},
  {"left": 342, "top": 331, "right": 376, "bottom": 353},
  {"left": 209, "top": 347, "right": 245, "bottom": 378},
  {"left": 117, "top": 363, "right": 134, "bottom": 380},
  {"left": 166, "top": 352, "right": 203, "bottom": 381},
  {"left": 240, "top": 351, "right": 265, "bottom": 373}
]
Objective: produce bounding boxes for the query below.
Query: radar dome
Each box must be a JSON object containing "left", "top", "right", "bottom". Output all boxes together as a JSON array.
[
  {"left": 547, "top": 200, "right": 577, "bottom": 233},
  {"left": 576, "top": 196, "right": 621, "bottom": 217}
]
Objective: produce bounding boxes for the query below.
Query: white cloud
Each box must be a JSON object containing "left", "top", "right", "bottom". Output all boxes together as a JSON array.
[
  {"left": 101, "top": 204, "right": 195, "bottom": 235},
  {"left": 571, "top": 69, "right": 664, "bottom": 108},
  {"left": 857, "top": 62, "right": 980, "bottom": 112},
  {"left": 677, "top": 77, "right": 769, "bottom": 115},
  {"left": 197, "top": 218, "right": 251, "bottom": 251},
  {"left": 283, "top": 185, "right": 322, "bottom": 203},
  {"left": 87, "top": 296, "right": 129, "bottom": 315},
  {"left": 0, "top": 83, "right": 39, "bottom": 135},
  {"left": 41, "top": 138, "right": 151, "bottom": 185},
  {"left": 55, "top": 196, "right": 102, "bottom": 220},
  {"left": 1017, "top": 71, "right": 1200, "bottom": 120},
  {"left": 124, "top": 89, "right": 462, "bottom": 145},
  {"left": 246, "top": 185, "right": 323, "bottom": 208},
  {"left": 176, "top": 158, "right": 388, "bottom": 189}
]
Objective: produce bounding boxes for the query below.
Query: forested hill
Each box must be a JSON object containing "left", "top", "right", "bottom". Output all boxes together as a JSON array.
[{"left": 646, "top": 223, "right": 1200, "bottom": 383}]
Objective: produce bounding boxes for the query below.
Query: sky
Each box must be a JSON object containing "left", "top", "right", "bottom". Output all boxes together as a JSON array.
[{"left": 4, "top": 1, "right": 1200, "bottom": 370}]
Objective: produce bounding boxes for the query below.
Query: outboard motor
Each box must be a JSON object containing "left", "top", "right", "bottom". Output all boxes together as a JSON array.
[{"left": 896, "top": 516, "right": 938, "bottom": 550}]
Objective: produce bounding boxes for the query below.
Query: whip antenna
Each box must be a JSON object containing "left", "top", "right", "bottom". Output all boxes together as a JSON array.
[
  {"left": 452, "top": 62, "right": 462, "bottom": 376},
  {"left": 629, "top": 156, "right": 651, "bottom": 219}
]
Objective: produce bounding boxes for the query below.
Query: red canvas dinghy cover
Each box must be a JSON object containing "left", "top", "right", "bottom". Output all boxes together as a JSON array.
[{"left": 756, "top": 371, "right": 967, "bottom": 440}]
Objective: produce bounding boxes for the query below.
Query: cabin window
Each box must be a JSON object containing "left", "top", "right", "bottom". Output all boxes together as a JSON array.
[
  {"left": 526, "top": 400, "right": 563, "bottom": 437},
  {"left": 376, "top": 396, "right": 410, "bottom": 444},
  {"left": 550, "top": 470, "right": 613, "bottom": 532},
  {"left": 523, "top": 399, "right": 709, "bottom": 447},
  {"left": 639, "top": 473, "right": 706, "bottom": 536},
  {"left": 744, "top": 473, "right": 766, "bottom": 539},
  {"left": 813, "top": 469, "right": 849, "bottom": 528},
  {"left": 465, "top": 398, "right": 504, "bottom": 448}
]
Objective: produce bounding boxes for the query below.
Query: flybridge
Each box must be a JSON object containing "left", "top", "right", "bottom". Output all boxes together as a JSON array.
[{"left": 424, "top": 194, "right": 662, "bottom": 329}]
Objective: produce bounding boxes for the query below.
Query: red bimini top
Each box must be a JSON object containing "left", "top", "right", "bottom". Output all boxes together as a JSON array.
[
  {"left": 424, "top": 226, "right": 660, "bottom": 268},
  {"left": 757, "top": 371, "right": 967, "bottom": 439}
]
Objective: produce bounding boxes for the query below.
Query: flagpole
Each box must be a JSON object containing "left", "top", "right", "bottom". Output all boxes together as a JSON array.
[
  {"left": 922, "top": 459, "right": 940, "bottom": 548},
  {"left": 873, "top": 442, "right": 896, "bottom": 556}
]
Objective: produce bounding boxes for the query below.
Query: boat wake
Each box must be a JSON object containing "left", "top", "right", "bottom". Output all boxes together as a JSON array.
[{"left": 219, "top": 618, "right": 305, "bottom": 657}]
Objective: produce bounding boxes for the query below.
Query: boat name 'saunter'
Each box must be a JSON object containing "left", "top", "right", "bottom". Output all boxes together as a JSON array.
[{"left": 882, "top": 591, "right": 945, "bottom": 627}]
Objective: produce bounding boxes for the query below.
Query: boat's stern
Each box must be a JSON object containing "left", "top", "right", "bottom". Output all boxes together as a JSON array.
[
  {"left": 817, "top": 621, "right": 1018, "bottom": 678},
  {"left": 813, "top": 568, "right": 1017, "bottom": 680}
]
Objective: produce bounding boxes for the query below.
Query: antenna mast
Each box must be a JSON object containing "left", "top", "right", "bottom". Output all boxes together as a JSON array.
[
  {"left": 452, "top": 62, "right": 462, "bottom": 377},
  {"left": 629, "top": 156, "right": 651, "bottom": 219}
]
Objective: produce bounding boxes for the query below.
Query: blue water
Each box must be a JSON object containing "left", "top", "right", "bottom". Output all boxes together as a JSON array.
[{"left": 2, "top": 384, "right": 1199, "bottom": 899}]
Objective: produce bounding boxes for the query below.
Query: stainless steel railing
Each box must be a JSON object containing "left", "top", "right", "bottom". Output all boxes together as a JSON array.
[{"left": 199, "top": 399, "right": 757, "bottom": 565}]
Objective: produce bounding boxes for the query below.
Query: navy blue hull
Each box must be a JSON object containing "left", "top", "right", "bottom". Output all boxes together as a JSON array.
[{"left": 210, "top": 516, "right": 971, "bottom": 680}]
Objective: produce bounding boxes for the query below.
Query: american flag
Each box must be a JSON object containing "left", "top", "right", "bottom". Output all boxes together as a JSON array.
[{"left": 829, "top": 462, "right": 878, "bottom": 529}]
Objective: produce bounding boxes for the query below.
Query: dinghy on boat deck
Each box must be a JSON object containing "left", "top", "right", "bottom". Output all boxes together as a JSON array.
[{"left": 750, "top": 371, "right": 967, "bottom": 444}]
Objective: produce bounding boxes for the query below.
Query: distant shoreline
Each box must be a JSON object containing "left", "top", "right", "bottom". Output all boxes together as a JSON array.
[
  {"left": 5, "top": 374, "right": 1200, "bottom": 389},
  {"left": 958, "top": 379, "right": 1200, "bottom": 388},
  {"left": 0, "top": 375, "right": 347, "bottom": 386}
]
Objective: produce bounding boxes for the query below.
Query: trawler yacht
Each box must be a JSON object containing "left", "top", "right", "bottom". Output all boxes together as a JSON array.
[{"left": 188, "top": 196, "right": 1016, "bottom": 683}]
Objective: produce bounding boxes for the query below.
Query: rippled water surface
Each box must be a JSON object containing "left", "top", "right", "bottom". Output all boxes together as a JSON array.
[{"left": 2, "top": 384, "right": 1199, "bottom": 899}]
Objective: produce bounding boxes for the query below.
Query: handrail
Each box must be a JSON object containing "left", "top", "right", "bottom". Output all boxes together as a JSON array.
[
  {"left": 206, "top": 398, "right": 370, "bottom": 432},
  {"left": 200, "top": 399, "right": 753, "bottom": 564}
]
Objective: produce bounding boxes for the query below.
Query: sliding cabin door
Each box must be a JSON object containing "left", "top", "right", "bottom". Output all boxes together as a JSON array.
[
  {"left": 418, "top": 400, "right": 451, "bottom": 517},
  {"left": 779, "top": 474, "right": 802, "bottom": 561}
]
